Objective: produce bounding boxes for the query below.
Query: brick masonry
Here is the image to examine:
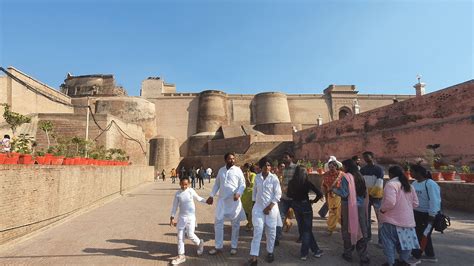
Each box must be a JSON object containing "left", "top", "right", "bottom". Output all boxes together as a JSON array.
[
  {"left": 294, "top": 80, "right": 474, "bottom": 165},
  {"left": 0, "top": 165, "right": 153, "bottom": 244}
]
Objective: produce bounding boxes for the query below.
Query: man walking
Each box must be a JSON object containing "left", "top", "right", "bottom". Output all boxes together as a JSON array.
[
  {"left": 198, "top": 166, "right": 205, "bottom": 189},
  {"left": 171, "top": 168, "right": 177, "bottom": 184},
  {"left": 180, "top": 166, "right": 186, "bottom": 181},
  {"left": 360, "top": 151, "right": 385, "bottom": 245},
  {"left": 206, "top": 152, "right": 246, "bottom": 255},
  {"left": 206, "top": 167, "right": 213, "bottom": 183},
  {"left": 275, "top": 151, "right": 298, "bottom": 246},
  {"left": 190, "top": 167, "right": 196, "bottom": 188}
]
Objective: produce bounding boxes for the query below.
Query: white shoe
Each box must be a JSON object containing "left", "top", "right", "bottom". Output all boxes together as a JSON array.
[
  {"left": 208, "top": 248, "right": 222, "bottom": 255},
  {"left": 230, "top": 248, "right": 238, "bottom": 255},
  {"left": 197, "top": 239, "right": 204, "bottom": 256},
  {"left": 171, "top": 255, "right": 186, "bottom": 265},
  {"left": 407, "top": 257, "right": 421, "bottom": 265}
]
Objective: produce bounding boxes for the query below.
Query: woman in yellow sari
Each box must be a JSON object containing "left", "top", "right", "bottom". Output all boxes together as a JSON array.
[{"left": 322, "top": 159, "right": 343, "bottom": 235}]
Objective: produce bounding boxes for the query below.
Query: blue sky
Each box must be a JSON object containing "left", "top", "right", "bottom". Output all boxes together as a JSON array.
[{"left": 0, "top": 0, "right": 472, "bottom": 96}]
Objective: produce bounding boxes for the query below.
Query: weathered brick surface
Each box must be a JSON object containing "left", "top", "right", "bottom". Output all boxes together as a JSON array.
[
  {"left": 0, "top": 165, "right": 153, "bottom": 244},
  {"left": 295, "top": 80, "right": 474, "bottom": 165}
]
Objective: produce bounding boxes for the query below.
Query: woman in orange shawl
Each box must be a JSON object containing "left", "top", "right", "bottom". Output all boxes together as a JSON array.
[{"left": 321, "top": 160, "right": 343, "bottom": 234}]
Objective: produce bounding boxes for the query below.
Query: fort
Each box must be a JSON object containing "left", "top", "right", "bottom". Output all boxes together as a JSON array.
[
  {"left": 1, "top": 65, "right": 473, "bottom": 246},
  {"left": 0, "top": 66, "right": 417, "bottom": 172},
  {"left": 1, "top": 65, "right": 473, "bottom": 171}
]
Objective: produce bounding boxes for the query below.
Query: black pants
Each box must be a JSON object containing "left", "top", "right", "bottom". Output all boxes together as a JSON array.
[
  {"left": 198, "top": 178, "right": 204, "bottom": 188},
  {"left": 292, "top": 200, "right": 320, "bottom": 257},
  {"left": 412, "top": 210, "right": 435, "bottom": 258},
  {"left": 318, "top": 202, "right": 328, "bottom": 217}
]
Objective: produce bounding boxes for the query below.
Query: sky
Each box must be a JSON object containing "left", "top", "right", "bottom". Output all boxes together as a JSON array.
[{"left": 0, "top": 0, "right": 472, "bottom": 96}]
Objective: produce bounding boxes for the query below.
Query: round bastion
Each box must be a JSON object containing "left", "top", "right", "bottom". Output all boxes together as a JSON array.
[{"left": 197, "top": 90, "right": 228, "bottom": 133}]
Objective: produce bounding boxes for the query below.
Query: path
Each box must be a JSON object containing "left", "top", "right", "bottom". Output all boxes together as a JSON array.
[{"left": 0, "top": 180, "right": 473, "bottom": 265}]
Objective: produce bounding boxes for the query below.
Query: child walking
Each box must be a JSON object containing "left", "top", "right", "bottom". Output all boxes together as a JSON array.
[
  {"left": 247, "top": 157, "right": 282, "bottom": 265},
  {"left": 170, "top": 177, "right": 206, "bottom": 265}
]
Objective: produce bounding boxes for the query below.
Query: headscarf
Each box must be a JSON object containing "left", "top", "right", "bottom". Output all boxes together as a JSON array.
[{"left": 324, "top": 156, "right": 343, "bottom": 172}]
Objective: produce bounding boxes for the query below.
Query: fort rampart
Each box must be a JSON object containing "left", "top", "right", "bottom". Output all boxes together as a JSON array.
[
  {"left": 294, "top": 80, "right": 474, "bottom": 165},
  {"left": 0, "top": 165, "right": 154, "bottom": 244}
]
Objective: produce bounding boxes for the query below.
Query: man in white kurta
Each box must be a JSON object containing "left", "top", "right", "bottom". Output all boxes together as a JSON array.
[
  {"left": 248, "top": 157, "right": 282, "bottom": 264},
  {"left": 207, "top": 153, "right": 246, "bottom": 255}
]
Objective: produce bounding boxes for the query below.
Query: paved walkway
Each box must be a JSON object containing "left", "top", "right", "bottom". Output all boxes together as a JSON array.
[{"left": 0, "top": 180, "right": 473, "bottom": 265}]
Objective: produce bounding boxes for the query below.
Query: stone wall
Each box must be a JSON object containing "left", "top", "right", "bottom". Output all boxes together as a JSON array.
[
  {"left": 147, "top": 95, "right": 199, "bottom": 156},
  {"left": 95, "top": 97, "right": 157, "bottom": 139},
  {"left": 61, "top": 74, "right": 127, "bottom": 97},
  {"left": 0, "top": 113, "right": 148, "bottom": 165},
  {"left": 287, "top": 95, "right": 330, "bottom": 128},
  {"left": 0, "top": 165, "right": 154, "bottom": 244},
  {"left": 0, "top": 77, "right": 7, "bottom": 106},
  {"left": 308, "top": 174, "right": 474, "bottom": 213},
  {"left": 149, "top": 135, "right": 180, "bottom": 174},
  {"left": 294, "top": 80, "right": 474, "bottom": 165},
  {"left": 147, "top": 92, "right": 412, "bottom": 157},
  {"left": 0, "top": 67, "right": 73, "bottom": 124}
]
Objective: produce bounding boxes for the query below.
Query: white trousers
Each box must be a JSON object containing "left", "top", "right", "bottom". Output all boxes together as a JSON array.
[
  {"left": 214, "top": 217, "right": 241, "bottom": 249},
  {"left": 177, "top": 217, "right": 200, "bottom": 255},
  {"left": 250, "top": 213, "right": 277, "bottom": 256}
]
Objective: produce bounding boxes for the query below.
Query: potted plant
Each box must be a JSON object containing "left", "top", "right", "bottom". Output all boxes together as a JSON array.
[
  {"left": 306, "top": 160, "right": 314, "bottom": 174},
  {"left": 440, "top": 165, "right": 456, "bottom": 181},
  {"left": 38, "top": 120, "right": 54, "bottom": 150},
  {"left": 425, "top": 144, "right": 442, "bottom": 180},
  {"left": 13, "top": 134, "right": 35, "bottom": 164},
  {"left": 2, "top": 104, "right": 31, "bottom": 136},
  {"left": 48, "top": 145, "right": 65, "bottom": 165},
  {"left": 403, "top": 160, "right": 412, "bottom": 179},
  {"left": 1, "top": 104, "right": 31, "bottom": 165},
  {"left": 89, "top": 144, "right": 107, "bottom": 166},
  {"left": 460, "top": 165, "right": 474, "bottom": 183},
  {"left": 316, "top": 160, "right": 324, "bottom": 175},
  {"left": 107, "top": 148, "right": 128, "bottom": 166},
  {"left": 35, "top": 150, "right": 47, "bottom": 165},
  {"left": 0, "top": 152, "right": 6, "bottom": 164}
]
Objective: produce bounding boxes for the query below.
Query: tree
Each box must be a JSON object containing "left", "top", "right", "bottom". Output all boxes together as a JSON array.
[
  {"left": 2, "top": 104, "right": 31, "bottom": 136},
  {"left": 38, "top": 120, "right": 54, "bottom": 149}
]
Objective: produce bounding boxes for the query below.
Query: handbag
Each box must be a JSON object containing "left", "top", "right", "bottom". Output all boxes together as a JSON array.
[{"left": 424, "top": 180, "right": 451, "bottom": 233}]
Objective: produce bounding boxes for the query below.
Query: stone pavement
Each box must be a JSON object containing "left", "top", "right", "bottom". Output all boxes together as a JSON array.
[{"left": 0, "top": 180, "right": 473, "bottom": 265}]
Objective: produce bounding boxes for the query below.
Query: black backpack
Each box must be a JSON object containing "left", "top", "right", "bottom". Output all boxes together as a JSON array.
[{"left": 425, "top": 180, "right": 451, "bottom": 233}]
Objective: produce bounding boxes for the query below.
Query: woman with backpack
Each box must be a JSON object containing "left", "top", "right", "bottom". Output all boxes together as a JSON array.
[
  {"left": 379, "top": 166, "right": 420, "bottom": 266},
  {"left": 410, "top": 164, "right": 441, "bottom": 263}
]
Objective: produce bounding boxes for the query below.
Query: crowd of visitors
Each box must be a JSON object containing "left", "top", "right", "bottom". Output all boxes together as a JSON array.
[{"left": 167, "top": 151, "right": 443, "bottom": 266}]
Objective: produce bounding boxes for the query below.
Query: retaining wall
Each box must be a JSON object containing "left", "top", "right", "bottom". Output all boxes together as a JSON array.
[
  {"left": 294, "top": 80, "right": 474, "bottom": 165},
  {"left": 308, "top": 174, "right": 474, "bottom": 213},
  {"left": 0, "top": 165, "right": 153, "bottom": 244}
]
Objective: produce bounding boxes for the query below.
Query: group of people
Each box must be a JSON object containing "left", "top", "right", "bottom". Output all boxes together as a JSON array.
[
  {"left": 157, "top": 166, "right": 213, "bottom": 187},
  {"left": 169, "top": 151, "right": 442, "bottom": 266}
]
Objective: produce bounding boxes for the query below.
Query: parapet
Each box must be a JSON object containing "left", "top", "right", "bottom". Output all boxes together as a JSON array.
[{"left": 60, "top": 74, "right": 127, "bottom": 97}]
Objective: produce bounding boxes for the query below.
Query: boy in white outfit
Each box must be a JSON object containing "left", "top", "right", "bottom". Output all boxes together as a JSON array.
[
  {"left": 170, "top": 177, "right": 206, "bottom": 265},
  {"left": 248, "top": 157, "right": 282, "bottom": 265}
]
